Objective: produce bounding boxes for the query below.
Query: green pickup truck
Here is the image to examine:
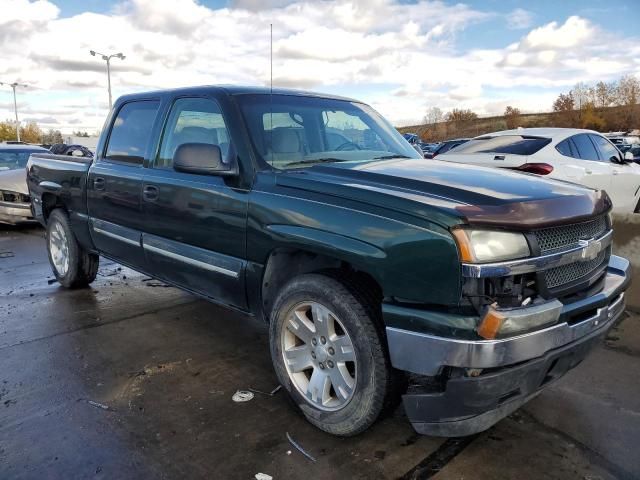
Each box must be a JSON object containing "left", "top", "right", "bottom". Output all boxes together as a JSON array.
[{"left": 26, "top": 86, "right": 630, "bottom": 437}]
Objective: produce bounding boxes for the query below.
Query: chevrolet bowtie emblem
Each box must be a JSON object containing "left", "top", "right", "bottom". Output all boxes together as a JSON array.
[{"left": 579, "top": 238, "right": 601, "bottom": 260}]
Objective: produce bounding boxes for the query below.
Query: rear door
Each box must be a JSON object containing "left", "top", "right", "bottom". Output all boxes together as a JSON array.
[
  {"left": 141, "top": 96, "right": 249, "bottom": 310},
  {"left": 87, "top": 99, "right": 161, "bottom": 269}
]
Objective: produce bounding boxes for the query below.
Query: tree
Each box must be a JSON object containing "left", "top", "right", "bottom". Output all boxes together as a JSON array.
[
  {"left": 580, "top": 103, "right": 605, "bottom": 130},
  {"left": 445, "top": 109, "right": 478, "bottom": 123},
  {"left": 42, "top": 129, "right": 64, "bottom": 145},
  {"left": 0, "top": 120, "right": 16, "bottom": 142},
  {"left": 72, "top": 130, "right": 90, "bottom": 137},
  {"left": 504, "top": 106, "right": 521, "bottom": 129},
  {"left": 616, "top": 75, "right": 640, "bottom": 106},
  {"left": 19, "top": 122, "right": 43, "bottom": 144},
  {"left": 594, "top": 81, "right": 615, "bottom": 108},
  {"left": 423, "top": 107, "right": 443, "bottom": 126}
]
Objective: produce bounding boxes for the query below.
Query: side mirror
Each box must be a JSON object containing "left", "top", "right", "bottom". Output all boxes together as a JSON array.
[
  {"left": 173, "top": 143, "right": 237, "bottom": 176},
  {"left": 424, "top": 152, "right": 434, "bottom": 159},
  {"left": 624, "top": 151, "right": 634, "bottom": 162}
]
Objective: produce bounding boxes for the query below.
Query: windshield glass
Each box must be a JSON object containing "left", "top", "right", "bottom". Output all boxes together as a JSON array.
[
  {"left": 0, "top": 149, "right": 42, "bottom": 171},
  {"left": 237, "top": 94, "right": 420, "bottom": 169}
]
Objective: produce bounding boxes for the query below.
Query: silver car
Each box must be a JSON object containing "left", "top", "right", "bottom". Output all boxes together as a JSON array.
[{"left": 0, "top": 143, "right": 48, "bottom": 224}]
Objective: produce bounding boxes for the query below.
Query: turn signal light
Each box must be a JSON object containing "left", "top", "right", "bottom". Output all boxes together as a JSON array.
[{"left": 513, "top": 163, "right": 554, "bottom": 175}]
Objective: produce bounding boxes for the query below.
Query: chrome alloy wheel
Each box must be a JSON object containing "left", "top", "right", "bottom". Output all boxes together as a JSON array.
[
  {"left": 49, "top": 221, "right": 69, "bottom": 276},
  {"left": 281, "top": 301, "right": 357, "bottom": 411}
]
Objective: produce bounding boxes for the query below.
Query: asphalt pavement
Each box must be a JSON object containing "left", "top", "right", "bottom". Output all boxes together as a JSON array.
[{"left": 1, "top": 224, "right": 638, "bottom": 480}]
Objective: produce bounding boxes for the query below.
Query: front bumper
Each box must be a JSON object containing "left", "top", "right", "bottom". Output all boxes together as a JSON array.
[
  {"left": 0, "top": 201, "right": 34, "bottom": 224},
  {"left": 386, "top": 255, "right": 630, "bottom": 436}
]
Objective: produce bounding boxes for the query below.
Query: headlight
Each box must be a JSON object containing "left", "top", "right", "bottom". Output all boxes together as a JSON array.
[{"left": 452, "top": 228, "right": 530, "bottom": 263}]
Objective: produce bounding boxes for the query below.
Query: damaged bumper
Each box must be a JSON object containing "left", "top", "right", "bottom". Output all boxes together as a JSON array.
[
  {"left": 385, "top": 255, "right": 630, "bottom": 437},
  {"left": 0, "top": 201, "right": 34, "bottom": 224}
]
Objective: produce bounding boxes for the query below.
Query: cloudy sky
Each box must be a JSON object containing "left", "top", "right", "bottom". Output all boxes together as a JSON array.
[{"left": 1, "top": 0, "right": 639, "bottom": 134}]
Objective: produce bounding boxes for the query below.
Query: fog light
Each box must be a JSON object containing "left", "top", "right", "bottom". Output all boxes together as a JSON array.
[{"left": 477, "top": 300, "right": 563, "bottom": 339}]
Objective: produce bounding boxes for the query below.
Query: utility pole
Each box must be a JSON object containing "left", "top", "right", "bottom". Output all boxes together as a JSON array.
[
  {"left": 0, "top": 81, "right": 28, "bottom": 141},
  {"left": 89, "top": 50, "right": 125, "bottom": 109}
]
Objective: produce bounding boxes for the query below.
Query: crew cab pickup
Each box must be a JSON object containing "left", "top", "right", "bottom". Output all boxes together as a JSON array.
[{"left": 26, "top": 86, "right": 630, "bottom": 437}]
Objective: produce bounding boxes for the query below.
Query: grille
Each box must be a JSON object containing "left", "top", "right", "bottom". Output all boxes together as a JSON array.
[
  {"left": 534, "top": 216, "right": 607, "bottom": 254},
  {"left": 544, "top": 250, "right": 607, "bottom": 289}
]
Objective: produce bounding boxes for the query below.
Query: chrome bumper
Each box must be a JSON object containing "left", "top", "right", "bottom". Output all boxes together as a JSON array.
[{"left": 387, "top": 255, "right": 630, "bottom": 376}]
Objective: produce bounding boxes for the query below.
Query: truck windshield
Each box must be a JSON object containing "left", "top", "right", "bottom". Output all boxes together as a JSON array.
[
  {"left": 237, "top": 94, "right": 420, "bottom": 169},
  {"left": 0, "top": 149, "right": 41, "bottom": 171}
]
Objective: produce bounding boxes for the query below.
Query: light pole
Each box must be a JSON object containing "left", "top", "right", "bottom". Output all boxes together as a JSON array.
[
  {"left": 0, "top": 81, "right": 28, "bottom": 142},
  {"left": 89, "top": 50, "right": 125, "bottom": 109}
]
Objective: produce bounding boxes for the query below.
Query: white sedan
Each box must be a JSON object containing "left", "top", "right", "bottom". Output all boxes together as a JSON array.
[{"left": 439, "top": 127, "right": 640, "bottom": 214}]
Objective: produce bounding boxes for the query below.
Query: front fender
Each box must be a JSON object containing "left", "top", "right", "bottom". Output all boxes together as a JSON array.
[{"left": 248, "top": 189, "right": 461, "bottom": 306}]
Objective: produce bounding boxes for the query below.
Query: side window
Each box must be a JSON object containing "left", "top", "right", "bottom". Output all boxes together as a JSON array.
[
  {"left": 156, "top": 98, "right": 229, "bottom": 169},
  {"left": 105, "top": 101, "right": 160, "bottom": 165},
  {"left": 590, "top": 134, "right": 620, "bottom": 162},
  {"left": 570, "top": 134, "right": 600, "bottom": 161},
  {"left": 555, "top": 138, "right": 575, "bottom": 158}
]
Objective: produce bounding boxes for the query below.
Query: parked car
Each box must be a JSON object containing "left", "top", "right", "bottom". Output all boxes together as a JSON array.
[
  {"left": 49, "top": 143, "right": 94, "bottom": 158},
  {"left": 0, "top": 143, "right": 48, "bottom": 224},
  {"left": 605, "top": 135, "right": 640, "bottom": 152},
  {"left": 424, "top": 138, "right": 470, "bottom": 158},
  {"left": 27, "top": 86, "right": 630, "bottom": 437},
  {"left": 402, "top": 132, "right": 431, "bottom": 156},
  {"left": 439, "top": 128, "right": 640, "bottom": 214}
]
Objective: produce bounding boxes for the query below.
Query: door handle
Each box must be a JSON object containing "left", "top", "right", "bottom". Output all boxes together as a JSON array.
[
  {"left": 612, "top": 170, "right": 619, "bottom": 175},
  {"left": 93, "top": 177, "right": 105, "bottom": 190},
  {"left": 143, "top": 184, "right": 159, "bottom": 201},
  {"left": 585, "top": 169, "right": 593, "bottom": 174}
]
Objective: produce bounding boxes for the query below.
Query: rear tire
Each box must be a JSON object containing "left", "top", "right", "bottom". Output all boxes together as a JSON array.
[
  {"left": 46, "top": 209, "right": 98, "bottom": 288},
  {"left": 269, "top": 273, "right": 393, "bottom": 436}
]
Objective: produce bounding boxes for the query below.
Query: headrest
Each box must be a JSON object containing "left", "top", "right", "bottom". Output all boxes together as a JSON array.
[{"left": 271, "top": 128, "right": 301, "bottom": 154}]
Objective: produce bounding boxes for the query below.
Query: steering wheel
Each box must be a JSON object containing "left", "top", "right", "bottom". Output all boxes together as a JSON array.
[{"left": 335, "top": 141, "right": 362, "bottom": 151}]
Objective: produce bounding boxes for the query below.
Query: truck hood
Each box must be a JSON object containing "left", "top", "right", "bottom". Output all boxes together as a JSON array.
[
  {"left": 276, "top": 159, "right": 611, "bottom": 229},
  {"left": 0, "top": 168, "right": 28, "bottom": 195}
]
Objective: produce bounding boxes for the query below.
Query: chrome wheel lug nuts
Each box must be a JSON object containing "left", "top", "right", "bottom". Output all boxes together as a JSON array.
[
  {"left": 320, "top": 336, "right": 326, "bottom": 345},
  {"left": 311, "top": 351, "right": 316, "bottom": 359},
  {"left": 312, "top": 338, "right": 318, "bottom": 346},
  {"left": 327, "top": 360, "right": 334, "bottom": 368},
  {"left": 328, "top": 347, "right": 335, "bottom": 355},
  {"left": 319, "top": 362, "right": 325, "bottom": 369}
]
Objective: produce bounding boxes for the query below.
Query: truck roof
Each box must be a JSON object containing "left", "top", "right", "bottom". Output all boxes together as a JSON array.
[{"left": 115, "top": 85, "right": 360, "bottom": 105}]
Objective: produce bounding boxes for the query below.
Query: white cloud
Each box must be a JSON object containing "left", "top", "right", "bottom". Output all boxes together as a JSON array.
[
  {"left": 0, "top": 1, "right": 638, "bottom": 133},
  {"left": 506, "top": 8, "right": 533, "bottom": 30}
]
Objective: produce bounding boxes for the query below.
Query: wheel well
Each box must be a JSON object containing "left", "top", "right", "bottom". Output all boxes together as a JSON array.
[
  {"left": 260, "top": 248, "right": 382, "bottom": 322},
  {"left": 41, "top": 193, "right": 65, "bottom": 223}
]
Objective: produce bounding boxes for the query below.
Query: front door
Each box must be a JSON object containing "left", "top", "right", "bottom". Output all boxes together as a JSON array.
[
  {"left": 589, "top": 133, "right": 640, "bottom": 212},
  {"left": 87, "top": 99, "right": 161, "bottom": 269},
  {"left": 141, "top": 96, "right": 249, "bottom": 310}
]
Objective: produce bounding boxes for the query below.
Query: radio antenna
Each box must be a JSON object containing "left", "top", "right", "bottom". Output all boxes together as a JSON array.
[{"left": 270, "top": 23, "right": 273, "bottom": 167}]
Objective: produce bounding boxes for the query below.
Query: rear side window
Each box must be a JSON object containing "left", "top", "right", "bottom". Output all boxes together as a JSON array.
[
  {"left": 590, "top": 134, "right": 620, "bottom": 162},
  {"left": 156, "top": 98, "right": 229, "bottom": 169},
  {"left": 105, "top": 101, "right": 160, "bottom": 165},
  {"left": 451, "top": 135, "right": 551, "bottom": 155},
  {"left": 570, "top": 134, "right": 600, "bottom": 161},
  {"left": 555, "top": 138, "right": 575, "bottom": 157}
]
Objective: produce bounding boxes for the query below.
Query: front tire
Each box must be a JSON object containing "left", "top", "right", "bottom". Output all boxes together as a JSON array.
[
  {"left": 269, "top": 273, "right": 393, "bottom": 436},
  {"left": 46, "top": 209, "right": 98, "bottom": 288}
]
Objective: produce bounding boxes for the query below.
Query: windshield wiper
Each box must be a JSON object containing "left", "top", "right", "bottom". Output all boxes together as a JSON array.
[
  {"left": 283, "top": 158, "right": 348, "bottom": 167},
  {"left": 372, "top": 154, "right": 413, "bottom": 160}
]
